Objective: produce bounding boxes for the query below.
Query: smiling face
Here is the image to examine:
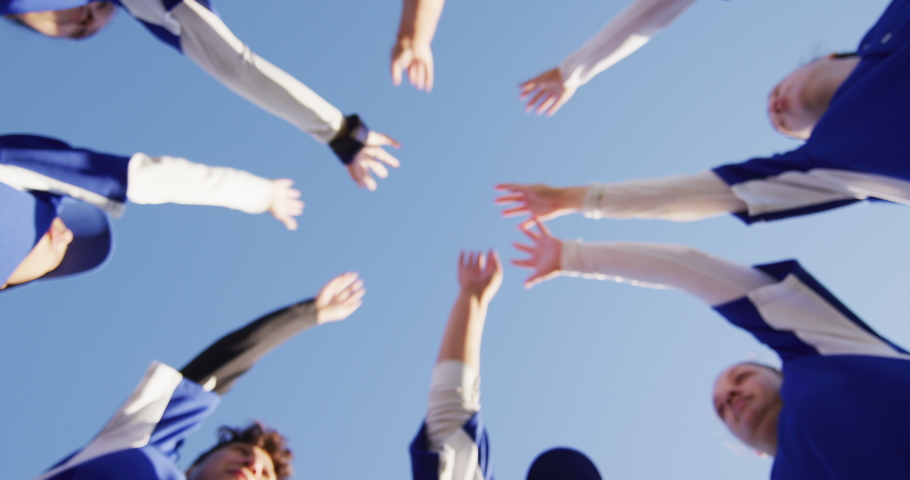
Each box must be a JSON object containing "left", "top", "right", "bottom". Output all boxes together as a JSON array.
[
  {"left": 187, "top": 443, "right": 277, "bottom": 480},
  {"left": 712, "top": 363, "right": 783, "bottom": 455},
  {"left": 9, "top": 1, "right": 115, "bottom": 39},
  {"left": 2, "top": 217, "right": 73, "bottom": 289}
]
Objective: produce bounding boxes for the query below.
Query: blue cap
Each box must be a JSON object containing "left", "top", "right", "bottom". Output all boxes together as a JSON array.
[
  {"left": 0, "top": 183, "right": 112, "bottom": 291},
  {"left": 527, "top": 448, "right": 602, "bottom": 480}
]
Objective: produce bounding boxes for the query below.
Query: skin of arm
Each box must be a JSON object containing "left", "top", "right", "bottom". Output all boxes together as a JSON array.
[
  {"left": 495, "top": 171, "right": 745, "bottom": 228},
  {"left": 437, "top": 251, "right": 503, "bottom": 369},
  {"left": 520, "top": 0, "right": 698, "bottom": 115},
  {"left": 512, "top": 220, "right": 774, "bottom": 305},
  {"left": 391, "top": 0, "right": 446, "bottom": 91}
]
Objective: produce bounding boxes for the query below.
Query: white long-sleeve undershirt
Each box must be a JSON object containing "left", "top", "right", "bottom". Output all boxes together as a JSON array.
[
  {"left": 0, "top": 154, "right": 276, "bottom": 217},
  {"left": 559, "top": 0, "right": 698, "bottom": 89},
  {"left": 583, "top": 170, "right": 746, "bottom": 221},
  {"left": 560, "top": 240, "right": 776, "bottom": 306},
  {"left": 169, "top": 0, "right": 346, "bottom": 144},
  {"left": 125, "top": 153, "right": 275, "bottom": 214},
  {"left": 425, "top": 360, "right": 482, "bottom": 452}
]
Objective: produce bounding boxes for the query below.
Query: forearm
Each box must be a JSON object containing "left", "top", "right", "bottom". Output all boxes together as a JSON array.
[
  {"left": 396, "top": 0, "right": 445, "bottom": 46},
  {"left": 180, "top": 298, "right": 318, "bottom": 394},
  {"left": 125, "top": 153, "right": 274, "bottom": 213},
  {"left": 560, "top": 240, "right": 776, "bottom": 305},
  {"left": 559, "top": 0, "right": 697, "bottom": 88},
  {"left": 436, "top": 289, "right": 489, "bottom": 370},
  {"left": 172, "top": 0, "right": 345, "bottom": 144},
  {"left": 584, "top": 170, "right": 746, "bottom": 221}
]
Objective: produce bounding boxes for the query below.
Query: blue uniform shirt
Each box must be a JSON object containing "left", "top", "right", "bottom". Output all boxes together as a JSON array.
[
  {"left": 34, "top": 362, "right": 220, "bottom": 480},
  {"left": 712, "top": 0, "right": 910, "bottom": 223},
  {"left": 0, "top": 134, "right": 131, "bottom": 290},
  {"left": 714, "top": 261, "right": 910, "bottom": 479}
]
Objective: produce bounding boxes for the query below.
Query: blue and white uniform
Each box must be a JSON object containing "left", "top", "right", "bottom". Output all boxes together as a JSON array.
[
  {"left": 1, "top": 0, "right": 348, "bottom": 146},
  {"left": 34, "top": 362, "right": 220, "bottom": 480},
  {"left": 34, "top": 294, "right": 322, "bottom": 479},
  {"left": 583, "top": 0, "right": 910, "bottom": 224},
  {"left": 560, "top": 240, "right": 910, "bottom": 479},
  {"left": 0, "top": 133, "right": 279, "bottom": 290},
  {"left": 410, "top": 361, "right": 494, "bottom": 480}
]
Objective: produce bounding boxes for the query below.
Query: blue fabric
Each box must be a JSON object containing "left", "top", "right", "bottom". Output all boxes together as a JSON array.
[
  {"left": 773, "top": 355, "right": 910, "bottom": 479},
  {"left": 410, "top": 411, "right": 495, "bottom": 480},
  {"left": 712, "top": 0, "right": 910, "bottom": 223},
  {"left": 0, "top": 134, "right": 130, "bottom": 290},
  {"left": 42, "top": 377, "right": 220, "bottom": 480},
  {"left": 713, "top": 260, "right": 910, "bottom": 479}
]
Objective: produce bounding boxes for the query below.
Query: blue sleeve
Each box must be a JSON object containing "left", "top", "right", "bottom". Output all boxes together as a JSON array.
[
  {"left": 148, "top": 377, "right": 220, "bottom": 462},
  {"left": 409, "top": 411, "right": 494, "bottom": 480},
  {"left": 0, "top": 135, "right": 131, "bottom": 203},
  {"left": 711, "top": 148, "right": 869, "bottom": 224},
  {"left": 713, "top": 260, "right": 907, "bottom": 362}
]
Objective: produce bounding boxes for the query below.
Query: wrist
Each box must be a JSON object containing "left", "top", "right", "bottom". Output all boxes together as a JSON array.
[
  {"left": 329, "top": 114, "right": 369, "bottom": 165},
  {"left": 458, "top": 287, "right": 492, "bottom": 305},
  {"left": 561, "top": 187, "right": 587, "bottom": 212}
]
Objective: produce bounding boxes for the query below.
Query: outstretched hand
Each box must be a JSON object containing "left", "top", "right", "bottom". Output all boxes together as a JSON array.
[
  {"left": 346, "top": 131, "right": 402, "bottom": 191},
  {"left": 458, "top": 250, "right": 503, "bottom": 303},
  {"left": 391, "top": 40, "right": 435, "bottom": 91},
  {"left": 315, "top": 272, "right": 365, "bottom": 324},
  {"left": 495, "top": 183, "right": 582, "bottom": 229},
  {"left": 269, "top": 179, "right": 304, "bottom": 231},
  {"left": 512, "top": 219, "right": 563, "bottom": 289},
  {"left": 519, "top": 68, "right": 577, "bottom": 116}
]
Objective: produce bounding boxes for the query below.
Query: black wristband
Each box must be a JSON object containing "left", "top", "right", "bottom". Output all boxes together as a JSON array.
[{"left": 329, "top": 114, "right": 369, "bottom": 165}]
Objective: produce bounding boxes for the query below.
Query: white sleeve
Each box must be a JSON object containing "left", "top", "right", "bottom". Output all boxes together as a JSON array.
[
  {"left": 559, "top": 0, "right": 698, "bottom": 89},
  {"left": 425, "top": 360, "right": 481, "bottom": 451},
  {"left": 169, "top": 0, "right": 345, "bottom": 144},
  {"left": 126, "top": 153, "right": 275, "bottom": 214},
  {"left": 583, "top": 170, "right": 746, "bottom": 221},
  {"left": 560, "top": 240, "right": 777, "bottom": 306}
]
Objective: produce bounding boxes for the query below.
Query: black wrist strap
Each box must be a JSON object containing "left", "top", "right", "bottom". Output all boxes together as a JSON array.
[{"left": 329, "top": 114, "right": 368, "bottom": 165}]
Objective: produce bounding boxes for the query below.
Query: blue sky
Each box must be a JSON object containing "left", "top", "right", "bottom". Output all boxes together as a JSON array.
[{"left": 1, "top": 0, "right": 904, "bottom": 478}]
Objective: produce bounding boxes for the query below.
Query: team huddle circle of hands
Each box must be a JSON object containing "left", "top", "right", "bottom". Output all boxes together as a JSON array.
[{"left": 4, "top": 0, "right": 908, "bottom": 479}]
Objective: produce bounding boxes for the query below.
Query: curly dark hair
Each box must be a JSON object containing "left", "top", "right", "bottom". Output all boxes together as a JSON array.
[{"left": 191, "top": 421, "right": 294, "bottom": 479}]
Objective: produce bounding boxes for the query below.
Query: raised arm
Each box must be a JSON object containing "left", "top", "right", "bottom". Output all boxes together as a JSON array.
[
  {"left": 496, "top": 171, "right": 746, "bottom": 229},
  {"left": 391, "top": 0, "right": 446, "bottom": 92},
  {"left": 180, "top": 272, "right": 364, "bottom": 394},
  {"left": 512, "top": 220, "right": 774, "bottom": 305},
  {"left": 520, "top": 0, "right": 698, "bottom": 115},
  {"left": 124, "top": 0, "right": 401, "bottom": 190},
  {"left": 420, "top": 250, "right": 502, "bottom": 476}
]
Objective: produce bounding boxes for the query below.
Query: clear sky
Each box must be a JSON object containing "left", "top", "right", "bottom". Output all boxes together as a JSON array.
[{"left": 0, "top": 0, "right": 904, "bottom": 478}]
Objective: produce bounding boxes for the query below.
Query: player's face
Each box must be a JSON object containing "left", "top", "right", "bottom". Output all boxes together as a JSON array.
[
  {"left": 2, "top": 217, "right": 73, "bottom": 289},
  {"left": 188, "top": 443, "right": 277, "bottom": 480},
  {"left": 712, "top": 363, "right": 782, "bottom": 454},
  {"left": 9, "top": 2, "right": 115, "bottom": 39},
  {"left": 767, "top": 57, "right": 839, "bottom": 140}
]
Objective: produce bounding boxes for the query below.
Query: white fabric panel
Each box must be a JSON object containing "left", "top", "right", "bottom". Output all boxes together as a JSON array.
[
  {"left": 172, "top": 0, "right": 345, "bottom": 144},
  {"left": 730, "top": 169, "right": 910, "bottom": 216},
  {"left": 749, "top": 275, "right": 910, "bottom": 359},
  {"left": 560, "top": 240, "right": 777, "bottom": 306},
  {"left": 559, "top": 0, "right": 698, "bottom": 88},
  {"left": 33, "top": 362, "right": 184, "bottom": 480},
  {"left": 583, "top": 171, "right": 745, "bottom": 221},
  {"left": 426, "top": 360, "right": 482, "bottom": 480},
  {"left": 0, "top": 163, "right": 126, "bottom": 217},
  {"left": 118, "top": 0, "right": 181, "bottom": 34},
  {"left": 126, "top": 153, "right": 274, "bottom": 214}
]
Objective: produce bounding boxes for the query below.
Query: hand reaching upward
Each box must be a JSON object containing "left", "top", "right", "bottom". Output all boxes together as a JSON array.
[
  {"left": 315, "top": 272, "right": 366, "bottom": 324},
  {"left": 511, "top": 219, "right": 564, "bottom": 289}
]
